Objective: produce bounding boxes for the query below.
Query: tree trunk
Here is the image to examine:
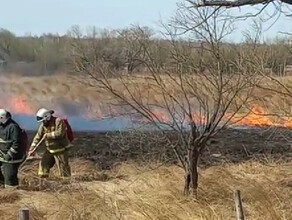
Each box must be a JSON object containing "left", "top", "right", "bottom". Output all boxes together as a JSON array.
[
  {"left": 184, "top": 149, "right": 200, "bottom": 197},
  {"left": 184, "top": 173, "right": 191, "bottom": 196}
]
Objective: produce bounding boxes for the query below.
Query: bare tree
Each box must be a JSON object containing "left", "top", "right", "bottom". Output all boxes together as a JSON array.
[
  {"left": 118, "top": 26, "right": 153, "bottom": 73},
  {"left": 191, "top": 0, "right": 292, "bottom": 8},
  {"left": 0, "top": 28, "right": 17, "bottom": 62},
  {"left": 70, "top": 7, "right": 261, "bottom": 196}
]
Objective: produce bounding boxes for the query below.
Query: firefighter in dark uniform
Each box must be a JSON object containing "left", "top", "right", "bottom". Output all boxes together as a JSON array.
[{"left": 0, "top": 109, "right": 26, "bottom": 188}]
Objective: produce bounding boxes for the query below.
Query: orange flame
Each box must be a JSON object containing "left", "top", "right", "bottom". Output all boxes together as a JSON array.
[
  {"left": 8, "top": 96, "right": 34, "bottom": 114},
  {"left": 151, "top": 109, "right": 171, "bottom": 122},
  {"left": 233, "top": 105, "right": 292, "bottom": 128},
  {"left": 192, "top": 112, "right": 207, "bottom": 125},
  {"left": 234, "top": 106, "right": 274, "bottom": 127},
  {"left": 145, "top": 105, "right": 292, "bottom": 129},
  {"left": 1, "top": 95, "right": 35, "bottom": 115}
]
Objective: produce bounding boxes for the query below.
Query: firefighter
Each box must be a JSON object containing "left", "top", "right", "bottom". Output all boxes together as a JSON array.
[
  {"left": 0, "top": 109, "right": 26, "bottom": 188},
  {"left": 28, "top": 108, "right": 71, "bottom": 178}
]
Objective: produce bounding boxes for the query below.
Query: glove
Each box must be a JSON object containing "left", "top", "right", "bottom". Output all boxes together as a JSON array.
[
  {"left": 3, "top": 153, "right": 12, "bottom": 161},
  {"left": 28, "top": 150, "right": 34, "bottom": 157},
  {"left": 28, "top": 147, "right": 36, "bottom": 157}
]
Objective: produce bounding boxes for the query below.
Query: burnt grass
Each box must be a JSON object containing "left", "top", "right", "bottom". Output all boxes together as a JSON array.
[{"left": 26, "top": 126, "right": 292, "bottom": 170}]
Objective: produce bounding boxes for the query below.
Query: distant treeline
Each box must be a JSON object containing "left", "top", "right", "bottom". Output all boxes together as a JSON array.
[{"left": 0, "top": 26, "right": 291, "bottom": 76}]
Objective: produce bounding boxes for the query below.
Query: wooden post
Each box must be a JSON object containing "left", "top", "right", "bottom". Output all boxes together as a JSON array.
[
  {"left": 19, "top": 208, "right": 29, "bottom": 220},
  {"left": 234, "top": 190, "right": 244, "bottom": 220}
]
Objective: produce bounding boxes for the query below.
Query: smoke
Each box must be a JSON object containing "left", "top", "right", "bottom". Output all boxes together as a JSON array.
[
  {"left": 12, "top": 114, "right": 136, "bottom": 131},
  {"left": 54, "top": 98, "right": 90, "bottom": 117}
]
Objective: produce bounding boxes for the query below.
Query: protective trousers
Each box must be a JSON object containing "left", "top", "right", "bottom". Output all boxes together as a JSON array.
[
  {"left": 0, "top": 162, "right": 20, "bottom": 187},
  {"left": 38, "top": 149, "right": 71, "bottom": 178}
]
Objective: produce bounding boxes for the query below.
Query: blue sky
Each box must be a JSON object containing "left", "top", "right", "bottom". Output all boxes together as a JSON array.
[
  {"left": 0, "top": 0, "right": 178, "bottom": 34},
  {"left": 0, "top": 0, "right": 290, "bottom": 42}
]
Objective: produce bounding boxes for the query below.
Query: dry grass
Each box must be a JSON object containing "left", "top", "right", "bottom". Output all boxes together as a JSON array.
[
  {"left": 0, "top": 73, "right": 107, "bottom": 116},
  {"left": 0, "top": 158, "right": 292, "bottom": 219},
  {"left": 2, "top": 72, "right": 292, "bottom": 118}
]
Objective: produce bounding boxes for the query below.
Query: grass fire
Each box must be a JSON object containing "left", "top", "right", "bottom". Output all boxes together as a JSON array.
[{"left": 1, "top": 1, "right": 292, "bottom": 219}]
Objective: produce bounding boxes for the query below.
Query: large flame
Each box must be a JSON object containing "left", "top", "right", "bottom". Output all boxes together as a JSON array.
[
  {"left": 8, "top": 96, "right": 35, "bottom": 115},
  {"left": 141, "top": 105, "right": 292, "bottom": 129},
  {"left": 232, "top": 105, "right": 292, "bottom": 128},
  {"left": 233, "top": 106, "right": 274, "bottom": 127},
  {"left": 1, "top": 95, "right": 35, "bottom": 115},
  {"left": 4, "top": 94, "right": 292, "bottom": 129}
]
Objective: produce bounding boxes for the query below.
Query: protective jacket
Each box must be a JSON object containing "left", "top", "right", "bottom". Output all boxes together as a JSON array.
[
  {"left": 31, "top": 116, "right": 70, "bottom": 154},
  {"left": 0, "top": 118, "right": 26, "bottom": 163}
]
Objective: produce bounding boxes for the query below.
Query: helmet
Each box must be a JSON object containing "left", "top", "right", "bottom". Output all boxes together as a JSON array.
[
  {"left": 36, "top": 108, "right": 54, "bottom": 123},
  {"left": 0, "top": 109, "right": 11, "bottom": 124}
]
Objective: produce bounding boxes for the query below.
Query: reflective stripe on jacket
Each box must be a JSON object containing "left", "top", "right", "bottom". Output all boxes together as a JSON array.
[
  {"left": 0, "top": 155, "right": 25, "bottom": 164},
  {"left": 31, "top": 117, "right": 70, "bottom": 154},
  {"left": 0, "top": 119, "right": 26, "bottom": 162}
]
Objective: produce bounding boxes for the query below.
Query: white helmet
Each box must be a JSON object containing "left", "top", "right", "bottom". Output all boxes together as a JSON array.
[
  {"left": 36, "top": 108, "right": 54, "bottom": 123},
  {"left": 0, "top": 109, "right": 10, "bottom": 124}
]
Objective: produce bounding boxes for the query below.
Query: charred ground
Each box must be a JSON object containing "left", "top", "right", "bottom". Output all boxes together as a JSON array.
[
  {"left": 27, "top": 126, "right": 292, "bottom": 170},
  {"left": 0, "top": 127, "right": 291, "bottom": 219}
]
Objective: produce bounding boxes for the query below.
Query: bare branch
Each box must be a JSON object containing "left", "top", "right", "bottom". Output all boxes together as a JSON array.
[
  {"left": 192, "top": 0, "right": 292, "bottom": 8},
  {"left": 70, "top": 7, "right": 259, "bottom": 195}
]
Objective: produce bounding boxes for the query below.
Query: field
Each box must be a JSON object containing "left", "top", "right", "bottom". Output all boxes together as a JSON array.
[
  {"left": 0, "top": 128, "right": 291, "bottom": 220},
  {"left": 1, "top": 73, "right": 292, "bottom": 219}
]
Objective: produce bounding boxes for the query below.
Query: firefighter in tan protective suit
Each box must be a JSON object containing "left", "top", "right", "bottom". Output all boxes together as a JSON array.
[{"left": 28, "top": 108, "right": 71, "bottom": 178}]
